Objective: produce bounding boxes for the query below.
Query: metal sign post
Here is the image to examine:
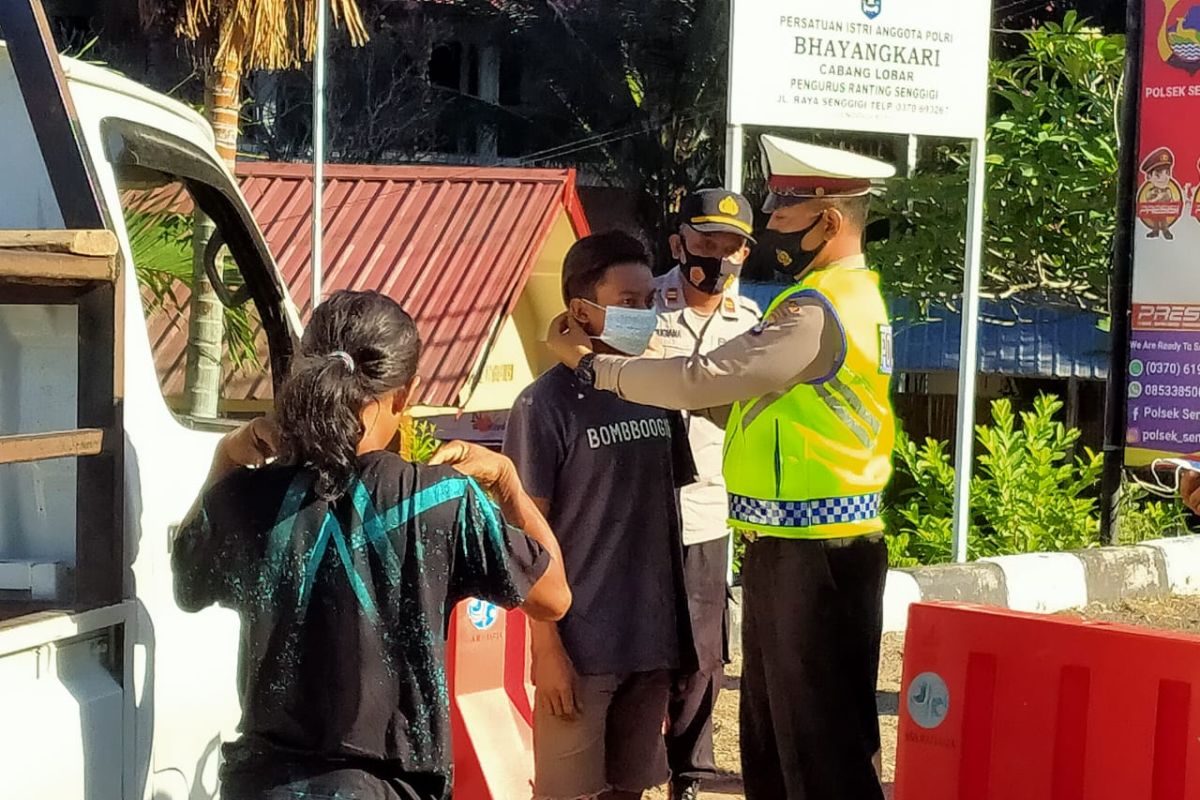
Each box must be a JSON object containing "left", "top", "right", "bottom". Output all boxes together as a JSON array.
[
  {"left": 950, "top": 137, "right": 987, "bottom": 562},
  {"left": 1099, "top": 0, "right": 1143, "bottom": 545},
  {"left": 725, "top": 123, "right": 745, "bottom": 195},
  {"left": 724, "top": 3, "right": 745, "bottom": 196},
  {"left": 311, "top": 0, "right": 328, "bottom": 310}
]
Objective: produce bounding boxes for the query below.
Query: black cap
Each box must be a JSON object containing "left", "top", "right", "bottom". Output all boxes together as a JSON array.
[{"left": 677, "top": 189, "right": 756, "bottom": 243}]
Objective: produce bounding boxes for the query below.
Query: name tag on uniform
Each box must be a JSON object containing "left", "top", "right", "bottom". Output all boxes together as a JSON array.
[{"left": 879, "top": 324, "right": 894, "bottom": 375}]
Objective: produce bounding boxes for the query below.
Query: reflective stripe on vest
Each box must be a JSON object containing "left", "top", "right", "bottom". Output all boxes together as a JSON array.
[
  {"left": 827, "top": 376, "right": 882, "bottom": 436},
  {"left": 813, "top": 385, "right": 871, "bottom": 446}
]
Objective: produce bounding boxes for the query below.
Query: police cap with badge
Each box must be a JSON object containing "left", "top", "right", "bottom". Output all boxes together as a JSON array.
[
  {"left": 675, "top": 188, "right": 756, "bottom": 295},
  {"left": 760, "top": 135, "right": 895, "bottom": 210},
  {"left": 677, "top": 188, "right": 757, "bottom": 242},
  {"left": 1140, "top": 146, "right": 1174, "bottom": 175},
  {"left": 752, "top": 135, "right": 896, "bottom": 277}
]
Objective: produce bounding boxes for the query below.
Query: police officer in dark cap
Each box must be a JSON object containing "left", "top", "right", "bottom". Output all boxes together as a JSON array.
[{"left": 655, "top": 188, "right": 761, "bottom": 800}]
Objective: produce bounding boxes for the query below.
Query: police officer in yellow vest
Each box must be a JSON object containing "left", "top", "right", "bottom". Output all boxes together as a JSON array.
[{"left": 546, "top": 135, "right": 896, "bottom": 800}]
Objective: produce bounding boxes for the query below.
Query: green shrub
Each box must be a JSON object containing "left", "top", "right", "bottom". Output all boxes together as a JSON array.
[
  {"left": 732, "top": 531, "right": 747, "bottom": 578},
  {"left": 885, "top": 394, "right": 1102, "bottom": 565},
  {"left": 885, "top": 393, "right": 1186, "bottom": 566},
  {"left": 1115, "top": 483, "right": 1186, "bottom": 545}
]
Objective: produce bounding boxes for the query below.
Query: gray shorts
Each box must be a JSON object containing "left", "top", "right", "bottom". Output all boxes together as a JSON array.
[{"left": 532, "top": 670, "right": 671, "bottom": 799}]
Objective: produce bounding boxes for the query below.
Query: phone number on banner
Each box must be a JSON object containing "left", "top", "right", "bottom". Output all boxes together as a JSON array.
[
  {"left": 1142, "top": 383, "right": 1200, "bottom": 398},
  {"left": 1138, "top": 361, "right": 1200, "bottom": 377}
]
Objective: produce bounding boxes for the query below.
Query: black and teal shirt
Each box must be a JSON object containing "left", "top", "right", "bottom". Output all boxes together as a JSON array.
[{"left": 171, "top": 451, "right": 548, "bottom": 800}]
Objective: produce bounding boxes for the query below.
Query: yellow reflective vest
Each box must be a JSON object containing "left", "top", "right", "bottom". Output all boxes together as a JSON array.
[{"left": 723, "top": 262, "right": 895, "bottom": 539}]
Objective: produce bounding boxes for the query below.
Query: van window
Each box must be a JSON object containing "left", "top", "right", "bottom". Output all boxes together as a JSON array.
[{"left": 118, "top": 174, "right": 272, "bottom": 424}]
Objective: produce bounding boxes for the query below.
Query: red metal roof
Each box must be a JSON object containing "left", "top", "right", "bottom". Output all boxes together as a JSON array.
[{"left": 146, "top": 161, "right": 589, "bottom": 408}]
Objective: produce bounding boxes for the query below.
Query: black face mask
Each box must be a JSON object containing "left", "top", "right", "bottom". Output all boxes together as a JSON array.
[
  {"left": 757, "top": 216, "right": 826, "bottom": 278},
  {"left": 680, "top": 243, "right": 739, "bottom": 295}
]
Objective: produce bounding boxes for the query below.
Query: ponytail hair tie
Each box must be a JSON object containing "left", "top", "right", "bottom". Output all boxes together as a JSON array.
[{"left": 328, "top": 350, "right": 356, "bottom": 373}]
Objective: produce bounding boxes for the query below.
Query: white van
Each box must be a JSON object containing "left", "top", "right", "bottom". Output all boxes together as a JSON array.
[{"left": 0, "top": 19, "right": 301, "bottom": 799}]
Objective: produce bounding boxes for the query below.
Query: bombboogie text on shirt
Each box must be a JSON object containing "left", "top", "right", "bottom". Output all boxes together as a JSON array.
[{"left": 585, "top": 417, "right": 671, "bottom": 450}]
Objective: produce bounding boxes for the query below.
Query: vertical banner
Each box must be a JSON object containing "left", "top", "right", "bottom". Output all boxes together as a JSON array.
[{"left": 1125, "top": 0, "right": 1200, "bottom": 467}]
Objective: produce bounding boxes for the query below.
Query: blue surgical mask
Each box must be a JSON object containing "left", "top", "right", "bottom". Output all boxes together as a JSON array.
[{"left": 584, "top": 300, "right": 658, "bottom": 356}]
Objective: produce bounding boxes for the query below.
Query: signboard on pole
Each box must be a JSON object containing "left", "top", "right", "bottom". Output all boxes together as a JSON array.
[
  {"left": 1124, "top": 0, "right": 1200, "bottom": 467},
  {"left": 728, "top": 0, "right": 991, "bottom": 138},
  {"left": 726, "top": 0, "right": 993, "bottom": 561}
]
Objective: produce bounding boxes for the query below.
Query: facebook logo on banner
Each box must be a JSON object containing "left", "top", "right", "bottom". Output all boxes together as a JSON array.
[{"left": 862, "top": 0, "right": 882, "bottom": 19}]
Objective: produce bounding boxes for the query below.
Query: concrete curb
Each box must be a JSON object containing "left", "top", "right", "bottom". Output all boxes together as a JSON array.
[
  {"left": 727, "top": 536, "right": 1200, "bottom": 643},
  {"left": 909, "top": 562, "right": 1007, "bottom": 606},
  {"left": 1075, "top": 546, "right": 1168, "bottom": 604},
  {"left": 981, "top": 553, "right": 1088, "bottom": 614}
]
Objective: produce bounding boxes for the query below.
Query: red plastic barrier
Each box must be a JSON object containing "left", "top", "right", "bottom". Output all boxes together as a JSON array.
[
  {"left": 895, "top": 602, "right": 1200, "bottom": 800},
  {"left": 448, "top": 598, "right": 534, "bottom": 799},
  {"left": 504, "top": 607, "right": 536, "bottom": 725}
]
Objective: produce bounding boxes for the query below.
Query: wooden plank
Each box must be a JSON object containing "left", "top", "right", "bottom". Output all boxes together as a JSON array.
[
  {"left": 0, "top": 230, "right": 118, "bottom": 257},
  {"left": 0, "top": 249, "right": 116, "bottom": 283},
  {"left": 0, "top": 430, "right": 103, "bottom": 464},
  {"left": 0, "top": 602, "right": 129, "bottom": 657}
]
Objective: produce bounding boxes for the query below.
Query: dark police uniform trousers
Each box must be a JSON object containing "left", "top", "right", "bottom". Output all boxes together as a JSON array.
[
  {"left": 667, "top": 535, "right": 730, "bottom": 783},
  {"left": 739, "top": 533, "right": 888, "bottom": 800}
]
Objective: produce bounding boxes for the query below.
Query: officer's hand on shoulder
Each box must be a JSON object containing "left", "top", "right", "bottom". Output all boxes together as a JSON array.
[
  {"left": 429, "top": 441, "right": 519, "bottom": 502},
  {"left": 220, "top": 416, "right": 280, "bottom": 468}
]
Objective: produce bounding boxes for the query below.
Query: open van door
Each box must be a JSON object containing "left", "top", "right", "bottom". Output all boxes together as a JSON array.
[{"left": 0, "top": 2, "right": 300, "bottom": 797}]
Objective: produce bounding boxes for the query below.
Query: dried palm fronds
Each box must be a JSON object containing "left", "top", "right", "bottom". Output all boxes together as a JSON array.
[{"left": 147, "top": 0, "right": 370, "bottom": 70}]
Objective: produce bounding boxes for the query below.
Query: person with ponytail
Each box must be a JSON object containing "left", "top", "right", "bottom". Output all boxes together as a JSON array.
[{"left": 171, "top": 290, "right": 570, "bottom": 800}]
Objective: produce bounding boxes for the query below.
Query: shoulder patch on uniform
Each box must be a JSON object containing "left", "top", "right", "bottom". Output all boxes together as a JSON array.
[
  {"left": 765, "top": 299, "right": 803, "bottom": 326},
  {"left": 879, "top": 323, "right": 894, "bottom": 375},
  {"left": 723, "top": 296, "right": 736, "bottom": 314}
]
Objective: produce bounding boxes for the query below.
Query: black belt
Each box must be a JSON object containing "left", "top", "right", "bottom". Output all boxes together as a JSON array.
[{"left": 743, "top": 532, "right": 884, "bottom": 548}]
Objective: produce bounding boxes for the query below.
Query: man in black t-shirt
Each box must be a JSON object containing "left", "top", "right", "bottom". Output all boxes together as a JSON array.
[{"left": 504, "top": 231, "right": 696, "bottom": 800}]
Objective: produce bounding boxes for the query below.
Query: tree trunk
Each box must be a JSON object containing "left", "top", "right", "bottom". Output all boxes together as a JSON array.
[
  {"left": 183, "top": 207, "right": 224, "bottom": 418},
  {"left": 183, "top": 27, "right": 243, "bottom": 418}
]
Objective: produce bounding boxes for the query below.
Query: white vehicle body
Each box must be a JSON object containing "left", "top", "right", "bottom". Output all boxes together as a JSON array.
[{"left": 0, "top": 36, "right": 300, "bottom": 800}]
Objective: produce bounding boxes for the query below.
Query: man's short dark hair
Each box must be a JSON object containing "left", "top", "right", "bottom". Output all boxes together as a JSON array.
[
  {"left": 822, "top": 195, "right": 871, "bottom": 230},
  {"left": 561, "top": 230, "right": 650, "bottom": 304}
]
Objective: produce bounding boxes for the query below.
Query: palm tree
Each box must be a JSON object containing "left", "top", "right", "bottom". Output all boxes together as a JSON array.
[{"left": 141, "top": 0, "right": 368, "bottom": 417}]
